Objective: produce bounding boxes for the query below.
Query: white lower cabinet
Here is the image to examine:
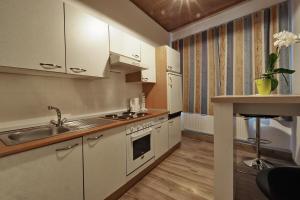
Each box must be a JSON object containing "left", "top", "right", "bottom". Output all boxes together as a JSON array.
[
  {"left": 168, "top": 116, "right": 182, "bottom": 148},
  {"left": 154, "top": 121, "right": 169, "bottom": 159},
  {"left": 83, "top": 127, "right": 126, "bottom": 200},
  {"left": 0, "top": 138, "right": 83, "bottom": 200}
]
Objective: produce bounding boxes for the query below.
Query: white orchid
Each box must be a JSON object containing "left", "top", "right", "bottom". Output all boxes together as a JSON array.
[{"left": 273, "top": 31, "right": 299, "bottom": 49}]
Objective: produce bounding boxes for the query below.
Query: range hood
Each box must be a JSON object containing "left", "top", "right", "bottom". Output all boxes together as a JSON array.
[{"left": 110, "top": 54, "right": 147, "bottom": 73}]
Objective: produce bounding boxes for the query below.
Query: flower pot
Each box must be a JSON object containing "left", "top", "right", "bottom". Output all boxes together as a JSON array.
[{"left": 255, "top": 78, "right": 271, "bottom": 95}]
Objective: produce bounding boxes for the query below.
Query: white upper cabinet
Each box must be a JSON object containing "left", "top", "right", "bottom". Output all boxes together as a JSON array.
[
  {"left": 65, "top": 3, "right": 109, "bottom": 77},
  {"left": 166, "top": 46, "right": 180, "bottom": 73},
  {"left": 141, "top": 42, "right": 156, "bottom": 83},
  {"left": 109, "top": 26, "right": 141, "bottom": 61},
  {"left": 0, "top": 0, "right": 65, "bottom": 73}
]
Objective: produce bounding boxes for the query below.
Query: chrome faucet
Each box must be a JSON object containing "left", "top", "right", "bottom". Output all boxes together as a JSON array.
[{"left": 48, "top": 106, "right": 67, "bottom": 127}]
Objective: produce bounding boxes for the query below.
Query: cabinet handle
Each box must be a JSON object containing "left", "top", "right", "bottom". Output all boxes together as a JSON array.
[
  {"left": 70, "top": 67, "right": 87, "bottom": 73},
  {"left": 132, "top": 54, "right": 139, "bottom": 59},
  {"left": 56, "top": 143, "right": 79, "bottom": 152},
  {"left": 87, "top": 134, "right": 103, "bottom": 141},
  {"left": 131, "top": 62, "right": 140, "bottom": 66},
  {"left": 155, "top": 126, "right": 162, "bottom": 129},
  {"left": 40, "top": 63, "right": 62, "bottom": 70},
  {"left": 142, "top": 77, "right": 149, "bottom": 81}
]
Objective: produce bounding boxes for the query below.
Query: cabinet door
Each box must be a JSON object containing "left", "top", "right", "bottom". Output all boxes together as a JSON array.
[
  {"left": 173, "top": 116, "right": 182, "bottom": 144},
  {"left": 141, "top": 42, "right": 156, "bottom": 83},
  {"left": 109, "top": 26, "right": 141, "bottom": 61},
  {"left": 154, "top": 121, "right": 169, "bottom": 158},
  {"left": 167, "top": 73, "right": 183, "bottom": 114},
  {"left": 0, "top": 138, "right": 83, "bottom": 200},
  {"left": 65, "top": 3, "right": 109, "bottom": 77},
  {"left": 168, "top": 119, "right": 175, "bottom": 148},
  {"left": 0, "top": 0, "right": 65, "bottom": 73},
  {"left": 166, "top": 46, "right": 180, "bottom": 73},
  {"left": 83, "top": 127, "right": 126, "bottom": 200}
]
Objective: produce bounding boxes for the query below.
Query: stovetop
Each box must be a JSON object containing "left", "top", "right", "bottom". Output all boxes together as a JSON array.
[{"left": 104, "top": 112, "right": 149, "bottom": 121}]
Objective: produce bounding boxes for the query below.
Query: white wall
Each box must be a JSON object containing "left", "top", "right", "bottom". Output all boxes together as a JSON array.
[
  {"left": 182, "top": 114, "right": 292, "bottom": 151},
  {"left": 0, "top": 0, "right": 169, "bottom": 130}
]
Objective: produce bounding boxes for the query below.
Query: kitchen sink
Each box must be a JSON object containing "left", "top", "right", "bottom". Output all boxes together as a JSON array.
[
  {"left": 0, "top": 126, "right": 71, "bottom": 146},
  {"left": 0, "top": 117, "right": 116, "bottom": 146}
]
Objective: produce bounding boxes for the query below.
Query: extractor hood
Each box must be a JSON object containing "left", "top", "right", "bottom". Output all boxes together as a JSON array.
[{"left": 110, "top": 54, "right": 147, "bottom": 73}]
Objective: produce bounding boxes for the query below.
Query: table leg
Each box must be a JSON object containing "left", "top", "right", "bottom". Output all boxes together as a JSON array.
[{"left": 214, "top": 103, "right": 234, "bottom": 200}]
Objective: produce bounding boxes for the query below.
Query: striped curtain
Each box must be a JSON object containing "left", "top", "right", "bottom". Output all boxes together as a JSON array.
[{"left": 172, "top": 1, "right": 291, "bottom": 115}]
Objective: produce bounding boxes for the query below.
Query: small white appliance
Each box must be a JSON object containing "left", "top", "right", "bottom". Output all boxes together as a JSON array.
[{"left": 129, "top": 97, "right": 140, "bottom": 113}]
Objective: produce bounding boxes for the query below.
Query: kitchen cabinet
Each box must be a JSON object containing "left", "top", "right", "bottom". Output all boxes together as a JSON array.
[
  {"left": 65, "top": 3, "right": 109, "bottom": 77},
  {"left": 125, "top": 42, "right": 156, "bottom": 83},
  {"left": 154, "top": 120, "right": 169, "bottom": 159},
  {"left": 109, "top": 26, "right": 141, "bottom": 61},
  {"left": 0, "top": 0, "right": 65, "bottom": 73},
  {"left": 166, "top": 46, "right": 180, "bottom": 73},
  {"left": 0, "top": 138, "right": 83, "bottom": 200},
  {"left": 168, "top": 116, "right": 182, "bottom": 148},
  {"left": 141, "top": 42, "right": 156, "bottom": 82},
  {"left": 83, "top": 127, "right": 126, "bottom": 200}
]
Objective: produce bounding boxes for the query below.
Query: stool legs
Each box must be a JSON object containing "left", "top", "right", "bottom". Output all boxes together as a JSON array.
[{"left": 243, "top": 117, "right": 273, "bottom": 170}]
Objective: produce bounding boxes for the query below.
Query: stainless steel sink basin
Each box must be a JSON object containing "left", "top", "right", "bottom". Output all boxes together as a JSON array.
[
  {"left": 0, "top": 117, "right": 116, "bottom": 146},
  {"left": 0, "top": 126, "right": 71, "bottom": 146}
]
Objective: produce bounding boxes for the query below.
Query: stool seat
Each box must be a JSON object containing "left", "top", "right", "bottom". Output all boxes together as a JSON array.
[
  {"left": 240, "top": 114, "right": 279, "bottom": 118},
  {"left": 256, "top": 167, "right": 300, "bottom": 200}
]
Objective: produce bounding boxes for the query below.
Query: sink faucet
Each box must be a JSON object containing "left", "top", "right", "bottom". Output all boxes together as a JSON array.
[{"left": 48, "top": 106, "right": 66, "bottom": 127}]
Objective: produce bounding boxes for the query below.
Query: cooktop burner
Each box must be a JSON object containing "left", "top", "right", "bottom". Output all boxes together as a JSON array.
[{"left": 104, "top": 112, "right": 149, "bottom": 120}]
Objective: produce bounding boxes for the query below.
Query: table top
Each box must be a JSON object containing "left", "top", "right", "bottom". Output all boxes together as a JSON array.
[{"left": 211, "top": 95, "right": 300, "bottom": 104}]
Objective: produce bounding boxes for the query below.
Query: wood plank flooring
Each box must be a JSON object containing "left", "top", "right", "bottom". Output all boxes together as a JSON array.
[{"left": 119, "top": 135, "right": 295, "bottom": 200}]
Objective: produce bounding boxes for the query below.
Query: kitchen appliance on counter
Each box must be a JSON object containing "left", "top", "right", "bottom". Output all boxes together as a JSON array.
[{"left": 125, "top": 120, "right": 154, "bottom": 175}]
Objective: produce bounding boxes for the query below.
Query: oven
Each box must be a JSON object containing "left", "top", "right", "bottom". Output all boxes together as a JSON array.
[{"left": 126, "top": 122, "right": 154, "bottom": 175}]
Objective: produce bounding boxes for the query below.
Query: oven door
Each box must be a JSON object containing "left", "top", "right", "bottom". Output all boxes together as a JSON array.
[{"left": 126, "top": 128, "right": 154, "bottom": 175}]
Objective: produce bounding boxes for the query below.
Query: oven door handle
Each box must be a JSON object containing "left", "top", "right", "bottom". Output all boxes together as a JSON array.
[{"left": 130, "top": 129, "right": 152, "bottom": 141}]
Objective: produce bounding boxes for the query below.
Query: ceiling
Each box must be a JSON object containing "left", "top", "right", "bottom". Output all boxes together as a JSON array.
[{"left": 130, "top": 0, "right": 247, "bottom": 31}]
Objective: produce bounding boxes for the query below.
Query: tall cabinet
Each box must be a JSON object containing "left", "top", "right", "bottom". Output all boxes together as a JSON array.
[{"left": 0, "top": 0, "right": 65, "bottom": 73}]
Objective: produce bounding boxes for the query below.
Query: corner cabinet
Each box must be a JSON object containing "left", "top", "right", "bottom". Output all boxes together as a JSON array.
[
  {"left": 166, "top": 46, "right": 180, "bottom": 73},
  {"left": 168, "top": 116, "right": 182, "bottom": 148},
  {"left": 0, "top": 0, "right": 65, "bottom": 73},
  {"left": 109, "top": 26, "right": 141, "bottom": 61},
  {"left": 65, "top": 3, "right": 109, "bottom": 77},
  {"left": 0, "top": 138, "right": 83, "bottom": 200},
  {"left": 125, "top": 42, "right": 156, "bottom": 83},
  {"left": 83, "top": 127, "right": 126, "bottom": 200}
]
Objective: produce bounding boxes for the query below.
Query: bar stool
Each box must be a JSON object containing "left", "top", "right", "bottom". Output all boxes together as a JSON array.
[{"left": 240, "top": 114, "right": 278, "bottom": 170}]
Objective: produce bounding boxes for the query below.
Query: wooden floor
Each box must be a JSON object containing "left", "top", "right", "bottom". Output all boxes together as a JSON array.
[{"left": 119, "top": 135, "right": 294, "bottom": 200}]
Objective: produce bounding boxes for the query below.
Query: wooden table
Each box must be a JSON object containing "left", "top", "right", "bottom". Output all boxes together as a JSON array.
[{"left": 211, "top": 95, "right": 300, "bottom": 200}]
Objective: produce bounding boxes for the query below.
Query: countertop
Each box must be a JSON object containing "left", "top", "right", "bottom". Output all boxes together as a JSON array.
[
  {"left": 0, "top": 110, "right": 169, "bottom": 158},
  {"left": 211, "top": 95, "right": 300, "bottom": 104}
]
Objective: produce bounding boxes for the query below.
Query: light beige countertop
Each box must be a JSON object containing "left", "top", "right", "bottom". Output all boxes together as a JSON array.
[{"left": 211, "top": 95, "right": 300, "bottom": 104}]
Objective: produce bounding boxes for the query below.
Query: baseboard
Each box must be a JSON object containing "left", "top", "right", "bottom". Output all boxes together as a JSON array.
[
  {"left": 106, "top": 143, "right": 181, "bottom": 200},
  {"left": 182, "top": 130, "right": 294, "bottom": 162}
]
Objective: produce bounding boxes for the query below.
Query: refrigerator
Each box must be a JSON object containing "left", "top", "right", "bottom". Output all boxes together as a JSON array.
[{"left": 167, "top": 71, "right": 182, "bottom": 115}]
